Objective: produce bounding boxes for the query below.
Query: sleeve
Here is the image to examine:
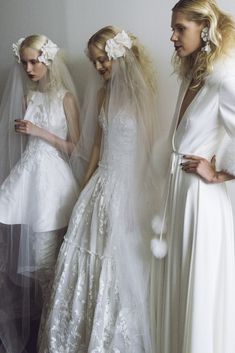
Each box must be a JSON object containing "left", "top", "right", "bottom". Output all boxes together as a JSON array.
[{"left": 218, "top": 76, "right": 235, "bottom": 176}]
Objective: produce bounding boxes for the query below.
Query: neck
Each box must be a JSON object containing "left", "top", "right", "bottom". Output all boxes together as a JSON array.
[{"left": 38, "top": 73, "right": 49, "bottom": 92}]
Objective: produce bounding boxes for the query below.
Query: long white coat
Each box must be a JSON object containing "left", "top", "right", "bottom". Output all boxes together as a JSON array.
[{"left": 155, "top": 54, "right": 235, "bottom": 353}]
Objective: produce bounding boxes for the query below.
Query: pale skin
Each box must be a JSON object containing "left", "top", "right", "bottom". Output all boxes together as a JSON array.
[
  {"left": 171, "top": 10, "right": 234, "bottom": 183},
  {"left": 15, "top": 47, "right": 80, "bottom": 155},
  {"left": 81, "top": 44, "right": 111, "bottom": 189}
]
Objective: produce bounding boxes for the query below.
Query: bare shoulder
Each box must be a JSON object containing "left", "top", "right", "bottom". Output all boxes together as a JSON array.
[{"left": 63, "top": 91, "right": 77, "bottom": 106}]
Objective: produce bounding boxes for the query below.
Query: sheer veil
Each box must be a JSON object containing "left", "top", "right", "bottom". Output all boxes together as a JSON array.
[
  {"left": 0, "top": 49, "right": 80, "bottom": 353},
  {"left": 71, "top": 43, "right": 161, "bottom": 352}
]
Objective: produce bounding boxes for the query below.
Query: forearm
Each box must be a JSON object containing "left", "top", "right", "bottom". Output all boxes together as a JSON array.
[
  {"left": 37, "top": 127, "right": 75, "bottom": 155},
  {"left": 211, "top": 170, "right": 235, "bottom": 183},
  {"left": 81, "top": 145, "right": 100, "bottom": 187}
]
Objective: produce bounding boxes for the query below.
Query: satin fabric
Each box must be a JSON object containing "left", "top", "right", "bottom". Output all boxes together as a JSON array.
[{"left": 155, "top": 55, "right": 235, "bottom": 353}]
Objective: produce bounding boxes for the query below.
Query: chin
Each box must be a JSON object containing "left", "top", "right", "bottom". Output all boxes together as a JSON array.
[
  {"left": 28, "top": 76, "right": 38, "bottom": 82},
  {"left": 103, "top": 74, "right": 111, "bottom": 81}
]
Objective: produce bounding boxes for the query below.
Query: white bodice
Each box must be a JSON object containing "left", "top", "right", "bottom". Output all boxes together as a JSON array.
[
  {"left": 24, "top": 90, "right": 68, "bottom": 157},
  {"left": 98, "top": 109, "right": 137, "bottom": 174}
]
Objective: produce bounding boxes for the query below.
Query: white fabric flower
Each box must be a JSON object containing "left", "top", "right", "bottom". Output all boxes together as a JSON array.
[
  {"left": 201, "top": 27, "right": 209, "bottom": 42},
  {"left": 105, "top": 30, "right": 132, "bottom": 60},
  {"left": 12, "top": 37, "right": 25, "bottom": 63},
  {"left": 38, "top": 39, "right": 59, "bottom": 66}
]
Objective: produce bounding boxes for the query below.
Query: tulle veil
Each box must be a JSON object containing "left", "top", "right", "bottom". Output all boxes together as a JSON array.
[
  {"left": 70, "top": 44, "right": 162, "bottom": 352},
  {"left": 0, "top": 51, "right": 80, "bottom": 353}
]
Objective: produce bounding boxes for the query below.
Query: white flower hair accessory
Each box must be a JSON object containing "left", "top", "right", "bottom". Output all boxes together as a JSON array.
[
  {"left": 105, "top": 30, "right": 132, "bottom": 60},
  {"left": 12, "top": 37, "right": 25, "bottom": 63},
  {"left": 12, "top": 37, "right": 59, "bottom": 65},
  {"left": 37, "top": 39, "right": 59, "bottom": 66}
]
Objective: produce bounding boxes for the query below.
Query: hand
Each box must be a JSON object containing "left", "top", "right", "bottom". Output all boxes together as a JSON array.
[
  {"left": 181, "top": 155, "right": 218, "bottom": 183},
  {"left": 14, "top": 119, "right": 41, "bottom": 137}
]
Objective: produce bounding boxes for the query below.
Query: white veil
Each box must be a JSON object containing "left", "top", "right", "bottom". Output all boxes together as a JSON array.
[
  {"left": 106, "top": 53, "right": 160, "bottom": 353},
  {"left": 73, "top": 45, "right": 161, "bottom": 352},
  {"left": 0, "top": 49, "right": 80, "bottom": 353}
]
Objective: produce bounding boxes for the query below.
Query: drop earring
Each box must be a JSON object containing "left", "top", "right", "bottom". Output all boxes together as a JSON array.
[{"left": 201, "top": 27, "right": 211, "bottom": 53}]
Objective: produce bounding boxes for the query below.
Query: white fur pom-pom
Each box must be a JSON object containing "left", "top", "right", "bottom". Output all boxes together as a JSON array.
[
  {"left": 151, "top": 215, "right": 167, "bottom": 235},
  {"left": 151, "top": 238, "right": 168, "bottom": 258}
]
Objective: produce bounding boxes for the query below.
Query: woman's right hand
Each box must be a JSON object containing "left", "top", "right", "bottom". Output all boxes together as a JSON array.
[{"left": 14, "top": 119, "right": 42, "bottom": 137}]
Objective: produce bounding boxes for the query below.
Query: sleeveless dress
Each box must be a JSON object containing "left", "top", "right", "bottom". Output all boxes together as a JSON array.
[
  {"left": 0, "top": 89, "right": 79, "bottom": 302},
  {"left": 0, "top": 89, "right": 78, "bottom": 232},
  {"left": 38, "top": 109, "right": 152, "bottom": 353}
]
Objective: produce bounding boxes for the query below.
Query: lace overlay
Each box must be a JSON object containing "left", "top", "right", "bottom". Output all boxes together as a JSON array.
[
  {"left": 38, "top": 111, "right": 148, "bottom": 353},
  {"left": 0, "top": 89, "right": 78, "bottom": 232}
]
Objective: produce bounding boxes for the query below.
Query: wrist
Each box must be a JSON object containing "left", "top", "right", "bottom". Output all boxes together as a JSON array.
[{"left": 211, "top": 171, "right": 220, "bottom": 183}]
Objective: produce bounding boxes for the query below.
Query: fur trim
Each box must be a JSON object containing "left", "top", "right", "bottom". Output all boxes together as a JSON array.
[
  {"left": 151, "top": 238, "right": 168, "bottom": 258},
  {"left": 219, "top": 139, "right": 235, "bottom": 176}
]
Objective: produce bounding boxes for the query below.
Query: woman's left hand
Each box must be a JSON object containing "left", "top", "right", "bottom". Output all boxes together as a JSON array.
[
  {"left": 15, "top": 119, "right": 41, "bottom": 137},
  {"left": 181, "top": 155, "right": 218, "bottom": 183}
]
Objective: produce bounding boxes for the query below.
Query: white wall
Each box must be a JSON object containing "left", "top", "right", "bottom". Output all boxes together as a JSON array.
[{"left": 0, "top": 0, "right": 235, "bottom": 132}]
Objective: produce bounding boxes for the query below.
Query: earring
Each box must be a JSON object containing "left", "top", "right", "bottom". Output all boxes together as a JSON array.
[{"left": 201, "top": 27, "right": 211, "bottom": 53}]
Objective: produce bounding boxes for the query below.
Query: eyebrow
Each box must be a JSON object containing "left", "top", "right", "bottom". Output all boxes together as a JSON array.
[
  {"left": 92, "top": 55, "right": 107, "bottom": 62},
  {"left": 171, "top": 22, "right": 186, "bottom": 28},
  {"left": 21, "top": 57, "right": 39, "bottom": 61}
]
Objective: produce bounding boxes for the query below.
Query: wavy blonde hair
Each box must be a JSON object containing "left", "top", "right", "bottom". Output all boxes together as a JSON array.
[
  {"left": 172, "top": 0, "right": 235, "bottom": 88},
  {"left": 87, "top": 25, "right": 156, "bottom": 93}
]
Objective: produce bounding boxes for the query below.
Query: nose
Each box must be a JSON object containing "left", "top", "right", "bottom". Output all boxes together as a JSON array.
[
  {"left": 170, "top": 31, "right": 177, "bottom": 42},
  {"left": 26, "top": 62, "right": 33, "bottom": 73},
  {"left": 95, "top": 61, "right": 102, "bottom": 71}
]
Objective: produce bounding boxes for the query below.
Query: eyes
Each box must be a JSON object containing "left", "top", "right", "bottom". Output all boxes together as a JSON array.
[
  {"left": 21, "top": 58, "right": 40, "bottom": 66},
  {"left": 92, "top": 55, "right": 109, "bottom": 67},
  {"left": 171, "top": 25, "right": 186, "bottom": 33}
]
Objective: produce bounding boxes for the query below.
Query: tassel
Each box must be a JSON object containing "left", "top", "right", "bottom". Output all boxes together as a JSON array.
[
  {"left": 151, "top": 215, "right": 167, "bottom": 234},
  {"left": 151, "top": 214, "right": 168, "bottom": 258}
]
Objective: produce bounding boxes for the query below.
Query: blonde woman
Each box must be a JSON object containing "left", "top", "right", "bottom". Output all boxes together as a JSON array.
[
  {"left": 38, "top": 26, "right": 158, "bottom": 353},
  {"left": 0, "top": 34, "right": 80, "bottom": 353},
  {"left": 152, "top": 1, "right": 235, "bottom": 352}
]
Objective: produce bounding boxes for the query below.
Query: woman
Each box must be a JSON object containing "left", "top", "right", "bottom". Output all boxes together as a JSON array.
[
  {"left": 38, "top": 26, "right": 158, "bottom": 353},
  {"left": 152, "top": 1, "right": 235, "bottom": 352},
  {"left": 0, "top": 34, "right": 80, "bottom": 353}
]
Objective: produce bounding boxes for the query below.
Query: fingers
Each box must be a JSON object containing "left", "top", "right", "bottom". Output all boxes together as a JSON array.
[
  {"left": 183, "top": 155, "right": 203, "bottom": 161},
  {"left": 211, "top": 155, "right": 216, "bottom": 167},
  {"left": 181, "top": 162, "right": 199, "bottom": 172},
  {"left": 14, "top": 120, "right": 30, "bottom": 134}
]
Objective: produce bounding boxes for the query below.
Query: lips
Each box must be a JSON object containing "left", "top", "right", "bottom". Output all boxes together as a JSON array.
[{"left": 175, "top": 45, "right": 182, "bottom": 51}]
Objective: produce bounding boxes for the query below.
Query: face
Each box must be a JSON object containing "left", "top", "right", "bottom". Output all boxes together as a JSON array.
[
  {"left": 171, "top": 11, "right": 205, "bottom": 57},
  {"left": 20, "top": 47, "right": 48, "bottom": 81},
  {"left": 89, "top": 44, "right": 112, "bottom": 81}
]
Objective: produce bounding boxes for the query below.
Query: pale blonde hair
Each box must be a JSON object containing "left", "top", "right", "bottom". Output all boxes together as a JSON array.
[
  {"left": 87, "top": 25, "right": 157, "bottom": 93},
  {"left": 172, "top": 0, "right": 235, "bottom": 88},
  {"left": 20, "top": 34, "right": 65, "bottom": 93}
]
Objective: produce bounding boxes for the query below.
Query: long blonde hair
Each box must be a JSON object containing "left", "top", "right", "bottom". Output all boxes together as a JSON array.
[{"left": 172, "top": 0, "right": 235, "bottom": 88}]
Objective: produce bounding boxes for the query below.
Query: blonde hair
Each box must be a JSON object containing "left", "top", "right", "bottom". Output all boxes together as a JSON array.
[
  {"left": 87, "top": 25, "right": 156, "bottom": 93},
  {"left": 19, "top": 34, "right": 65, "bottom": 94},
  {"left": 172, "top": 0, "right": 235, "bottom": 88}
]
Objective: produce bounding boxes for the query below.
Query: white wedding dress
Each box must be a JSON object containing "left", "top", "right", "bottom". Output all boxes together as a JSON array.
[
  {"left": 0, "top": 89, "right": 78, "bottom": 232},
  {"left": 0, "top": 89, "right": 78, "bottom": 295},
  {"left": 38, "top": 109, "right": 152, "bottom": 353}
]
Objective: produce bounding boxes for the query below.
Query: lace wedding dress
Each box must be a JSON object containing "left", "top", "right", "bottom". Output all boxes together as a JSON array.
[
  {"left": 0, "top": 89, "right": 78, "bottom": 232},
  {"left": 38, "top": 108, "right": 152, "bottom": 353}
]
